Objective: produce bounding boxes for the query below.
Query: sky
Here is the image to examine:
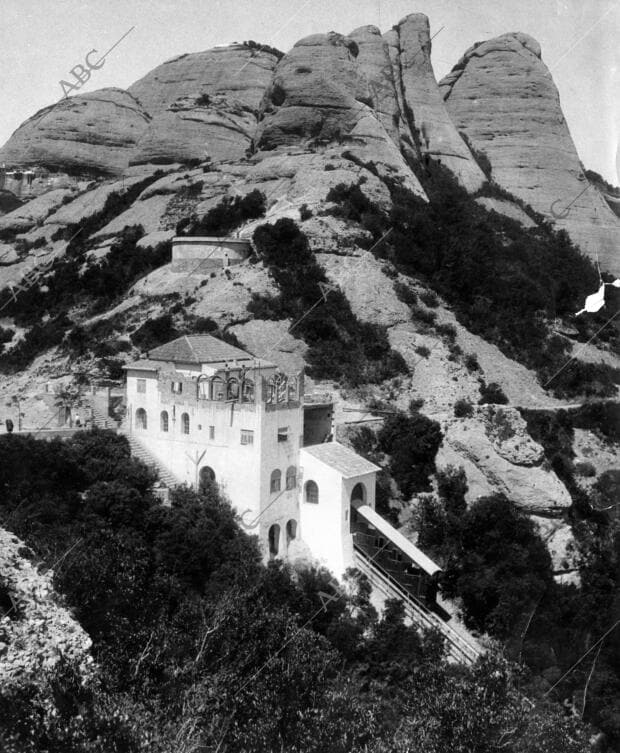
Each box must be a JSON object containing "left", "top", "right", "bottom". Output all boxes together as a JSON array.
[{"left": 1, "top": 0, "right": 618, "bottom": 183}]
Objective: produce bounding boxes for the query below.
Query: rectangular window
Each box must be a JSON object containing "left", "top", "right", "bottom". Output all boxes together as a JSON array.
[
  {"left": 277, "top": 427, "right": 288, "bottom": 442},
  {"left": 171, "top": 381, "right": 183, "bottom": 394},
  {"left": 137, "top": 378, "right": 146, "bottom": 393},
  {"left": 240, "top": 429, "right": 254, "bottom": 445},
  {"left": 209, "top": 426, "right": 215, "bottom": 439}
]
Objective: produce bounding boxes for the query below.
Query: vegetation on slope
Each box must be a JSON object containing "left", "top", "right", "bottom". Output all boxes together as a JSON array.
[
  {"left": 326, "top": 169, "right": 619, "bottom": 398},
  {"left": 0, "top": 430, "right": 596, "bottom": 752},
  {"left": 248, "top": 217, "right": 407, "bottom": 385}
]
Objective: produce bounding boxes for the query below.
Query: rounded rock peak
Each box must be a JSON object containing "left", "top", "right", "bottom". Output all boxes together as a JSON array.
[
  {"left": 349, "top": 24, "right": 382, "bottom": 38},
  {"left": 395, "top": 13, "right": 431, "bottom": 31}
]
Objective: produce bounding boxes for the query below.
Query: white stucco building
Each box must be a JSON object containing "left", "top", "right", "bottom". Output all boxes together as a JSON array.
[{"left": 123, "top": 334, "right": 381, "bottom": 575}]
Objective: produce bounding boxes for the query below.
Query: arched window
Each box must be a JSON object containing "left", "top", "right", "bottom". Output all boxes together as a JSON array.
[
  {"left": 199, "top": 466, "right": 215, "bottom": 493},
  {"left": 288, "top": 376, "right": 298, "bottom": 402},
  {"left": 285, "top": 466, "right": 297, "bottom": 490},
  {"left": 181, "top": 412, "right": 190, "bottom": 434},
  {"left": 197, "top": 375, "right": 209, "bottom": 400},
  {"left": 266, "top": 376, "right": 276, "bottom": 404},
  {"left": 210, "top": 376, "right": 225, "bottom": 401},
  {"left": 270, "top": 469, "right": 281, "bottom": 494},
  {"left": 275, "top": 373, "right": 288, "bottom": 403},
  {"left": 268, "top": 524, "right": 280, "bottom": 559},
  {"left": 351, "top": 482, "right": 366, "bottom": 505},
  {"left": 227, "top": 378, "right": 239, "bottom": 400},
  {"left": 160, "top": 411, "right": 169, "bottom": 432},
  {"left": 286, "top": 519, "right": 297, "bottom": 545},
  {"left": 304, "top": 480, "right": 319, "bottom": 504},
  {"left": 135, "top": 408, "right": 147, "bottom": 430},
  {"left": 242, "top": 378, "right": 255, "bottom": 403}
]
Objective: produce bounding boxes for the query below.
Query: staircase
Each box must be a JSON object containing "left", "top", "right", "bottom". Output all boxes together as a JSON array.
[
  {"left": 353, "top": 546, "right": 481, "bottom": 665},
  {"left": 125, "top": 433, "right": 183, "bottom": 488},
  {"left": 89, "top": 404, "right": 114, "bottom": 429}
]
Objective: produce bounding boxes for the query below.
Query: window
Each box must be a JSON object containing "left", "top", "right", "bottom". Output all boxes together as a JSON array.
[
  {"left": 135, "top": 408, "right": 147, "bottom": 430},
  {"left": 209, "top": 425, "right": 215, "bottom": 439},
  {"left": 277, "top": 426, "right": 289, "bottom": 442},
  {"left": 242, "top": 379, "right": 255, "bottom": 402},
  {"left": 160, "top": 411, "right": 169, "bottom": 432},
  {"left": 181, "top": 413, "right": 190, "bottom": 434},
  {"left": 137, "top": 378, "right": 146, "bottom": 393},
  {"left": 286, "top": 519, "right": 297, "bottom": 545},
  {"left": 211, "top": 376, "right": 225, "bottom": 401},
  {"left": 197, "top": 376, "right": 209, "bottom": 399},
  {"left": 270, "top": 469, "right": 281, "bottom": 493},
  {"left": 304, "top": 480, "right": 318, "bottom": 504},
  {"left": 171, "top": 381, "right": 183, "bottom": 394},
  {"left": 286, "top": 466, "right": 296, "bottom": 490},
  {"left": 268, "top": 524, "right": 280, "bottom": 559},
  {"left": 227, "top": 378, "right": 239, "bottom": 400},
  {"left": 241, "top": 429, "right": 254, "bottom": 445}
]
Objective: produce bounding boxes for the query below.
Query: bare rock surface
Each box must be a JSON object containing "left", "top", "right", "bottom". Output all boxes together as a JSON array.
[
  {"left": 128, "top": 46, "right": 278, "bottom": 117},
  {"left": 0, "top": 528, "right": 92, "bottom": 688},
  {"left": 437, "top": 409, "right": 572, "bottom": 514},
  {"left": 0, "top": 89, "right": 150, "bottom": 176},
  {"left": 394, "top": 14, "right": 485, "bottom": 192},
  {"left": 230, "top": 319, "right": 307, "bottom": 374},
  {"left": 474, "top": 197, "right": 536, "bottom": 228},
  {"left": 91, "top": 193, "right": 172, "bottom": 238},
  {"left": 440, "top": 33, "right": 620, "bottom": 272},
  {"left": 0, "top": 189, "right": 75, "bottom": 233}
]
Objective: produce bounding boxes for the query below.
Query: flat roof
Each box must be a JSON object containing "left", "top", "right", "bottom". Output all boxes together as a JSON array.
[
  {"left": 122, "top": 359, "right": 160, "bottom": 371},
  {"left": 301, "top": 441, "right": 381, "bottom": 478},
  {"left": 355, "top": 504, "right": 442, "bottom": 577}
]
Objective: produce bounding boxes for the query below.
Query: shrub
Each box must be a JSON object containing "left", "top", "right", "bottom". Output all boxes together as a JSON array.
[
  {"left": 409, "top": 397, "right": 425, "bottom": 412},
  {"left": 415, "top": 345, "right": 431, "bottom": 359},
  {"left": 377, "top": 411, "right": 443, "bottom": 496},
  {"left": 195, "top": 93, "right": 210, "bottom": 106},
  {"left": 436, "top": 322, "right": 457, "bottom": 341},
  {"left": 575, "top": 461, "right": 596, "bottom": 478},
  {"left": 478, "top": 381, "right": 509, "bottom": 405},
  {"left": 393, "top": 281, "right": 418, "bottom": 306},
  {"left": 299, "top": 203, "right": 313, "bottom": 221},
  {"left": 420, "top": 289, "right": 439, "bottom": 308},
  {"left": 464, "top": 352, "right": 480, "bottom": 372},
  {"left": 410, "top": 305, "right": 436, "bottom": 326},
  {"left": 454, "top": 398, "right": 474, "bottom": 418},
  {"left": 185, "top": 189, "right": 266, "bottom": 237},
  {"left": 131, "top": 314, "right": 179, "bottom": 353}
]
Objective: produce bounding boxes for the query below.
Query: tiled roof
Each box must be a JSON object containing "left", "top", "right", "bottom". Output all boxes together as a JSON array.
[
  {"left": 122, "top": 359, "right": 161, "bottom": 371},
  {"left": 148, "top": 335, "right": 255, "bottom": 364},
  {"left": 301, "top": 441, "right": 381, "bottom": 478}
]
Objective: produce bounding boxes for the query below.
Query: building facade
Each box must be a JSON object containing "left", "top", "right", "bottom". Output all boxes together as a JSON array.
[{"left": 123, "top": 334, "right": 379, "bottom": 574}]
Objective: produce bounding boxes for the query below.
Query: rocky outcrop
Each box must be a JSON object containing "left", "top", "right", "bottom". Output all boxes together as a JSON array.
[
  {"left": 0, "top": 528, "right": 92, "bottom": 689},
  {"left": 440, "top": 33, "right": 620, "bottom": 272},
  {"left": 0, "top": 89, "right": 150, "bottom": 176},
  {"left": 0, "top": 188, "right": 75, "bottom": 233},
  {"left": 255, "top": 31, "right": 427, "bottom": 198},
  {"left": 437, "top": 407, "right": 572, "bottom": 515},
  {"left": 392, "top": 15, "right": 486, "bottom": 192},
  {"left": 128, "top": 45, "right": 278, "bottom": 117}
]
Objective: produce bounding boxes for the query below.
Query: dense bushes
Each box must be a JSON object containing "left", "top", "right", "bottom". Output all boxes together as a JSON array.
[
  {"left": 323, "top": 166, "right": 618, "bottom": 398},
  {"left": 377, "top": 411, "right": 443, "bottom": 497},
  {"left": 178, "top": 189, "right": 266, "bottom": 236},
  {"left": 0, "top": 431, "right": 594, "bottom": 752},
  {"left": 248, "top": 218, "right": 407, "bottom": 385}
]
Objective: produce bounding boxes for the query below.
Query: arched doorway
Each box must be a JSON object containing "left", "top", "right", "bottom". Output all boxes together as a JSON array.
[
  {"left": 286, "top": 519, "right": 297, "bottom": 546},
  {"left": 268, "top": 524, "right": 280, "bottom": 559},
  {"left": 199, "top": 466, "right": 216, "bottom": 493},
  {"left": 135, "top": 408, "right": 147, "bottom": 430},
  {"left": 351, "top": 482, "right": 366, "bottom": 505}
]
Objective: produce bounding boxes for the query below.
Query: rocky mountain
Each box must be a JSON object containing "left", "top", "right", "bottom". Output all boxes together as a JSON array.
[
  {"left": 0, "top": 12, "right": 618, "bottom": 581},
  {"left": 439, "top": 33, "right": 620, "bottom": 272}
]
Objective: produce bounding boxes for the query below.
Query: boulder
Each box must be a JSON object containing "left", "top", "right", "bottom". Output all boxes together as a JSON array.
[{"left": 440, "top": 33, "right": 620, "bottom": 272}]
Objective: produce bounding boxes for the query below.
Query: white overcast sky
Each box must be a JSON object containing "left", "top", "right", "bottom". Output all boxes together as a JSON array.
[{"left": 1, "top": 0, "right": 618, "bottom": 183}]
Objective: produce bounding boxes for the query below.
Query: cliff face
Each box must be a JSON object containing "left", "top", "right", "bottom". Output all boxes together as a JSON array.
[
  {"left": 0, "top": 89, "right": 150, "bottom": 176},
  {"left": 439, "top": 33, "right": 620, "bottom": 273}
]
